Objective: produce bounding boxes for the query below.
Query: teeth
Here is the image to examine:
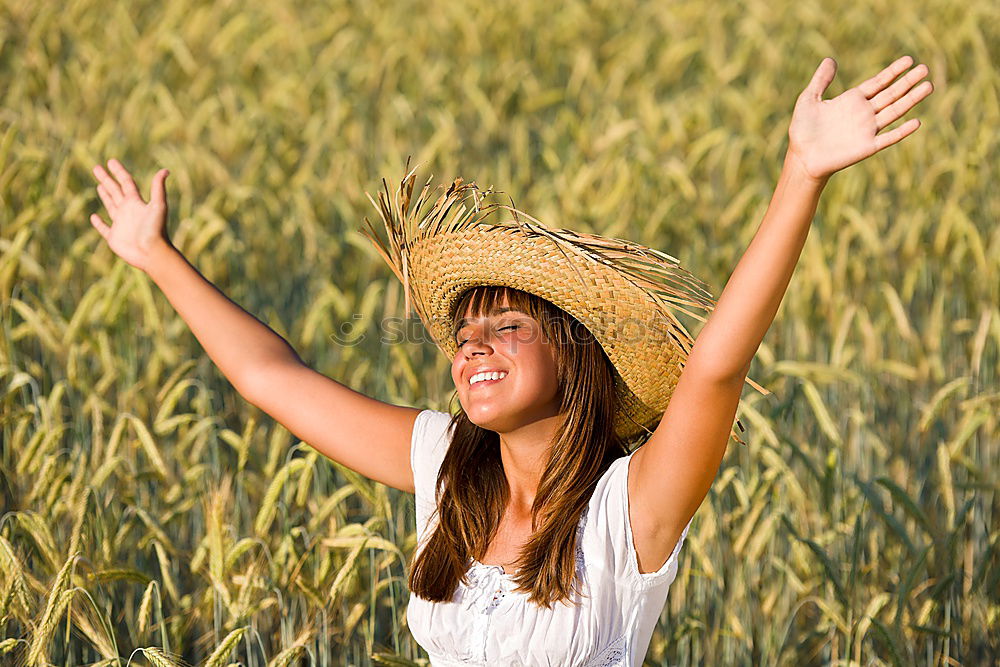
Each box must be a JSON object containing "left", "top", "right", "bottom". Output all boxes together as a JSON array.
[{"left": 470, "top": 371, "right": 507, "bottom": 385}]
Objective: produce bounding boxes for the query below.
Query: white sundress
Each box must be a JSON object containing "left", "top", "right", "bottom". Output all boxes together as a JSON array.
[{"left": 406, "top": 409, "right": 693, "bottom": 667}]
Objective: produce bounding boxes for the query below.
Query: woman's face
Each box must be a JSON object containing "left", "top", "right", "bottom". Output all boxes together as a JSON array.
[{"left": 451, "top": 295, "right": 562, "bottom": 433}]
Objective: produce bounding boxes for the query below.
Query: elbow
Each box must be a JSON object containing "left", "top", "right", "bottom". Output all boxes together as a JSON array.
[
  {"left": 683, "top": 343, "right": 753, "bottom": 385},
  {"left": 694, "top": 359, "right": 752, "bottom": 385},
  {"left": 234, "top": 370, "right": 264, "bottom": 405}
]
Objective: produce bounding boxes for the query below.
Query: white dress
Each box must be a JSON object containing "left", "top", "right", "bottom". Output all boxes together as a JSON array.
[{"left": 406, "top": 409, "right": 693, "bottom": 667}]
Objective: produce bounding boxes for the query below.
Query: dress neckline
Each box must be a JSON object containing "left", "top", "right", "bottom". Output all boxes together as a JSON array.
[
  {"left": 469, "top": 505, "right": 591, "bottom": 580},
  {"left": 470, "top": 559, "right": 516, "bottom": 578}
]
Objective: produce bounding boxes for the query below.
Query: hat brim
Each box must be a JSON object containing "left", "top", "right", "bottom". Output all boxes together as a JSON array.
[
  {"left": 407, "top": 226, "right": 697, "bottom": 439},
  {"left": 361, "top": 164, "right": 761, "bottom": 442}
]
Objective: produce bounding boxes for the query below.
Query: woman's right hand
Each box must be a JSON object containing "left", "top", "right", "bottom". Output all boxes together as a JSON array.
[{"left": 90, "top": 159, "right": 173, "bottom": 273}]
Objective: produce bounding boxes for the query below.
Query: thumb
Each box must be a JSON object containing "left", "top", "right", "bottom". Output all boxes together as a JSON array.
[
  {"left": 89, "top": 213, "right": 111, "bottom": 240},
  {"left": 806, "top": 57, "right": 837, "bottom": 100},
  {"left": 150, "top": 169, "right": 169, "bottom": 205}
]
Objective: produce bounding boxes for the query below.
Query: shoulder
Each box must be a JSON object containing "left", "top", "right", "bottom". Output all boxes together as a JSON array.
[
  {"left": 411, "top": 409, "right": 454, "bottom": 451},
  {"left": 410, "top": 409, "right": 455, "bottom": 481},
  {"left": 584, "top": 450, "right": 692, "bottom": 591},
  {"left": 410, "top": 409, "right": 457, "bottom": 540},
  {"left": 590, "top": 452, "right": 631, "bottom": 500}
]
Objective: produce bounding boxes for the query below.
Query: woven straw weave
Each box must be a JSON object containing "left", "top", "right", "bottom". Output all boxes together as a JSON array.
[{"left": 361, "top": 163, "right": 766, "bottom": 442}]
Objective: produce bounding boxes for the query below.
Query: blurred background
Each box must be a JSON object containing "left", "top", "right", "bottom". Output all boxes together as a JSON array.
[{"left": 0, "top": 0, "right": 996, "bottom": 664}]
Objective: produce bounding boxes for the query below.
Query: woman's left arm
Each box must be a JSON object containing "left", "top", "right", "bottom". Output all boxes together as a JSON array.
[
  {"left": 688, "top": 54, "right": 933, "bottom": 380},
  {"left": 628, "top": 56, "right": 934, "bottom": 573}
]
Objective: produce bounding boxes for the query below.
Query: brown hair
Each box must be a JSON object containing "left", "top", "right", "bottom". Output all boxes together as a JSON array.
[{"left": 407, "top": 285, "right": 641, "bottom": 608}]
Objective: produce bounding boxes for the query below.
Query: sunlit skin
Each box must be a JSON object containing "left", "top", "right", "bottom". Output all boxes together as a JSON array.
[
  {"left": 87, "top": 55, "right": 936, "bottom": 577},
  {"left": 450, "top": 295, "right": 566, "bottom": 514}
]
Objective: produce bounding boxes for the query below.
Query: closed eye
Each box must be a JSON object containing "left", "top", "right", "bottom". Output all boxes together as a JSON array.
[{"left": 456, "top": 325, "right": 519, "bottom": 348}]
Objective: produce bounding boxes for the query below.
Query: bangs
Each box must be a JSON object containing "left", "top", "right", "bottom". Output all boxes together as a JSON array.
[{"left": 450, "top": 286, "right": 553, "bottom": 341}]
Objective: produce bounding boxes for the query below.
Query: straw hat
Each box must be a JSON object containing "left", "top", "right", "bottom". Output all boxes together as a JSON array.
[{"left": 360, "top": 161, "right": 767, "bottom": 443}]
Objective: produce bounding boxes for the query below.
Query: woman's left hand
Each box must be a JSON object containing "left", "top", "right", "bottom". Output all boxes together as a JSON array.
[{"left": 787, "top": 56, "right": 933, "bottom": 183}]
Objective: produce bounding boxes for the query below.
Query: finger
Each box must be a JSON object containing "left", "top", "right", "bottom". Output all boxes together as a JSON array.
[
  {"left": 96, "top": 183, "right": 117, "bottom": 214},
  {"left": 106, "top": 158, "right": 142, "bottom": 201},
  {"left": 857, "top": 55, "right": 913, "bottom": 99},
  {"left": 806, "top": 57, "right": 837, "bottom": 100},
  {"left": 89, "top": 213, "right": 111, "bottom": 240},
  {"left": 149, "top": 169, "right": 169, "bottom": 206},
  {"left": 92, "top": 165, "right": 123, "bottom": 206},
  {"left": 870, "top": 63, "right": 929, "bottom": 114},
  {"left": 874, "top": 80, "right": 933, "bottom": 131},
  {"left": 874, "top": 118, "right": 920, "bottom": 152}
]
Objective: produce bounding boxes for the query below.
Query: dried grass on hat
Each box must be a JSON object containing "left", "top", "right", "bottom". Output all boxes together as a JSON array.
[{"left": 361, "top": 159, "right": 768, "bottom": 443}]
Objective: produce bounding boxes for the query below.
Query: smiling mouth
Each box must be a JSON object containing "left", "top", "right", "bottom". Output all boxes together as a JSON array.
[{"left": 469, "top": 375, "right": 508, "bottom": 390}]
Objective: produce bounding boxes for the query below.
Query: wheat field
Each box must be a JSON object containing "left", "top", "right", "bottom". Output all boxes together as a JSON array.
[{"left": 0, "top": 0, "right": 997, "bottom": 665}]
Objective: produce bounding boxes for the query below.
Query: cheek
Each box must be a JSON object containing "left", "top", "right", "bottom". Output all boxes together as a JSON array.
[
  {"left": 545, "top": 359, "right": 561, "bottom": 391},
  {"left": 523, "top": 350, "right": 559, "bottom": 389}
]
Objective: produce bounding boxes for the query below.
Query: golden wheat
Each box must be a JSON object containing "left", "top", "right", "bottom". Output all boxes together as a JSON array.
[
  {"left": 201, "top": 627, "right": 250, "bottom": 667},
  {"left": 26, "top": 553, "right": 79, "bottom": 667},
  {"left": 140, "top": 646, "right": 188, "bottom": 667},
  {"left": 267, "top": 643, "right": 307, "bottom": 667},
  {"left": 1, "top": 0, "right": 995, "bottom": 664}
]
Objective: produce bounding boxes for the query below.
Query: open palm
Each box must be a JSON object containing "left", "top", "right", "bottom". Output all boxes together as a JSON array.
[
  {"left": 787, "top": 56, "right": 933, "bottom": 182},
  {"left": 90, "top": 159, "right": 172, "bottom": 272}
]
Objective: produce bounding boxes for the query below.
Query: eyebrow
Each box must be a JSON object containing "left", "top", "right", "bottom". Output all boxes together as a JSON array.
[{"left": 453, "top": 307, "right": 525, "bottom": 335}]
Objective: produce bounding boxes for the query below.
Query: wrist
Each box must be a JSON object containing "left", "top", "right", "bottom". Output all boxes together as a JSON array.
[
  {"left": 144, "top": 241, "right": 180, "bottom": 280},
  {"left": 783, "top": 149, "right": 830, "bottom": 190}
]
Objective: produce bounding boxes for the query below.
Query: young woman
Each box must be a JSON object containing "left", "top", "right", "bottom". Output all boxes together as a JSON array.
[{"left": 89, "top": 55, "right": 931, "bottom": 665}]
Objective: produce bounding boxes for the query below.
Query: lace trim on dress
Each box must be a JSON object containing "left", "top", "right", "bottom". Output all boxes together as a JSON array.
[
  {"left": 584, "top": 633, "right": 627, "bottom": 667},
  {"left": 463, "top": 506, "right": 590, "bottom": 614}
]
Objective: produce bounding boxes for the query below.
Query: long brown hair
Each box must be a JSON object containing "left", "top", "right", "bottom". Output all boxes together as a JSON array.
[{"left": 408, "top": 285, "right": 643, "bottom": 608}]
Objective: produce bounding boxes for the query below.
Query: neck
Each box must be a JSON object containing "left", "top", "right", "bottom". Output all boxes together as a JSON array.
[{"left": 497, "top": 412, "right": 565, "bottom": 513}]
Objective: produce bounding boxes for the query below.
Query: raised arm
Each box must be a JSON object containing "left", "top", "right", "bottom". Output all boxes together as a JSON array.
[
  {"left": 89, "top": 160, "right": 421, "bottom": 493},
  {"left": 627, "top": 56, "right": 934, "bottom": 573},
  {"left": 90, "top": 160, "right": 300, "bottom": 396}
]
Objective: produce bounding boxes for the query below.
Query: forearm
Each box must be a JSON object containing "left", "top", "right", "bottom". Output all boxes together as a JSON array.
[
  {"left": 686, "top": 150, "right": 828, "bottom": 381},
  {"left": 144, "top": 243, "right": 304, "bottom": 395}
]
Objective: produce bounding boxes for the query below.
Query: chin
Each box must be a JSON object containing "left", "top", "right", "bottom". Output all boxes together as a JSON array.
[{"left": 462, "top": 403, "right": 516, "bottom": 432}]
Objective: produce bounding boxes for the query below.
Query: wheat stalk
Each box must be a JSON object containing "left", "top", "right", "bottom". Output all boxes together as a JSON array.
[
  {"left": 201, "top": 626, "right": 249, "bottom": 667},
  {"left": 140, "top": 646, "right": 188, "bottom": 667},
  {"left": 254, "top": 458, "right": 309, "bottom": 536},
  {"left": 26, "top": 550, "right": 79, "bottom": 667},
  {"left": 267, "top": 643, "right": 306, "bottom": 667},
  {"left": 137, "top": 580, "right": 156, "bottom": 636}
]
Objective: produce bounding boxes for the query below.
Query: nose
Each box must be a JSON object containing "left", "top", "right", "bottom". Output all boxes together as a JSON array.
[
  {"left": 460, "top": 324, "right": 503, "bottom": 357},
  {"left": 462, "top": 335, "right": 494, "bottom": 357}
]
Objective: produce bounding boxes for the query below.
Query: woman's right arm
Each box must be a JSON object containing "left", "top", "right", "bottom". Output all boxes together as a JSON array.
[
  {"left": 147, "top": 246, "right": 422, "bottom": 493},
  {"left": 90, "top": 159, "right": 421, "bottom": 494},
  {"left": 143, "top": 242, "right": 300, "bottom": 397}
]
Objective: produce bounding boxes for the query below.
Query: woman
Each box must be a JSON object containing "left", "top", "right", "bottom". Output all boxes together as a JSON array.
[{"left": 89, "top": 55, "right": 931, "bottom": 665}]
